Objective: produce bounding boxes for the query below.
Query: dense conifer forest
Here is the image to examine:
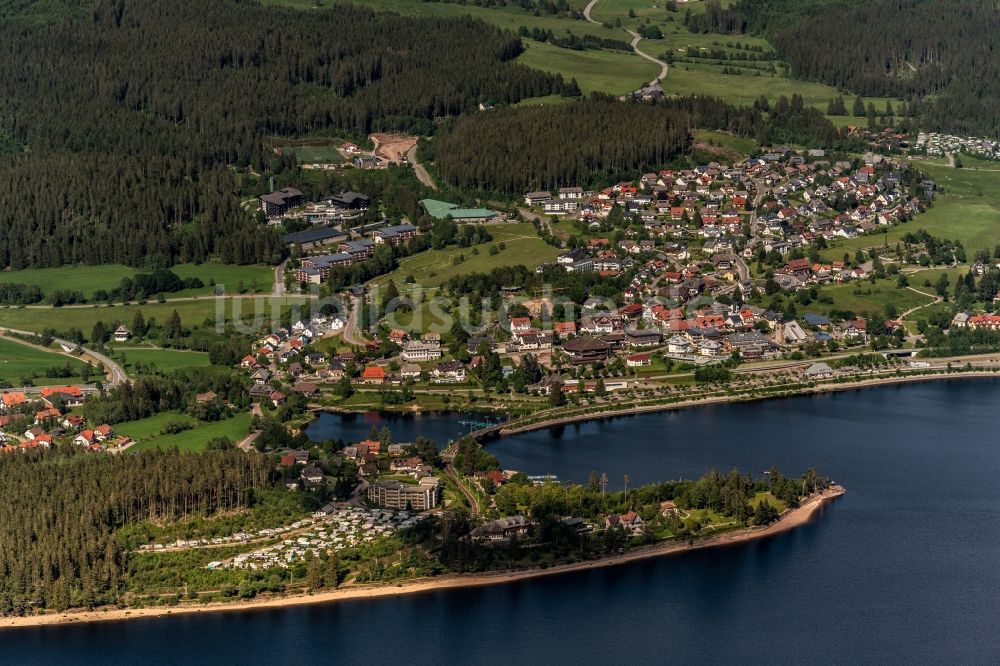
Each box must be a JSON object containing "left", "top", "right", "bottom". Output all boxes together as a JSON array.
[
  {"left": 428, "top": 95, "right": 849, "bottom": 192},
  {"left": 0, "top": 449, "right": 269, "bottom": 614},
  {"left": 426, "top": 100, "right": 691, "bottom": 192},
  {"left": 0, "top": 0, "right": 559, "bottom": 269},
  {"left": 694, "top": 0, "right": 1000, "bottom": 136}
]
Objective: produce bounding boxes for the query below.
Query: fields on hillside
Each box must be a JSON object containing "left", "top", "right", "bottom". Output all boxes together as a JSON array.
[
  {"left": 0, "top": 337, "right": 93, "bottom": 386},
  {"left": 821, "top": 164, "right": 1000, "bottom": 263},
  {"left": 692, "top": 129, "right": 757, "bottom": 157},
  {"left": 0, "top": 263, "right": 274, "bottom": 300},
  {"left": 815, "top": 279, "right": 935, "bottom": 317},
  {"left": 116, "top": 412, "right": 200, "bottom": 442},
  {"left": 517, "top": 41, "right": 656, "bottom": 96},
  {"left": 113, "top": 348, "right": 213, "bottom": 373},
  {"left": 265, "top": 0, "right": 897, "bottom": 114},
  {"left": 370, "top": 223, "right": 559, "bottom": 289},
  {"left": 128, "top": 413, "right": 252, "bottom": 453},
  {"left": 0, "top": 296, "right": 311, "bottom": 340}
]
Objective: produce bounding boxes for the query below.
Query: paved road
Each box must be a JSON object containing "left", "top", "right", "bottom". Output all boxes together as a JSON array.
[
  {"left": 342, "top": 295, "right": 369, "bottom": 347},
  {"left": 583, "top": 0, "right": 668, "bottom": 87},
  {"left": 237, "top": 431, "right": 261, "bottom": 452},
  {"left": 517, "top": 207, "right": 552, "bottom": 234},
  {"left": 0, "top": 327, "right": 128, "bottom": 387},
  {"left": 624, "top": 28, "right": 669, "bottom": 85},
  {"left": 445, "top": 464, "right": 480, "bottom": 514},
  {"left": 406, "top": 145, "right": 437, "bottom": 190},
  {"left": 734, "top": 255, "right": 750, "bottom": 283},
  {"left": 273, "top": 259, "right": 287, "bottom": 296}
]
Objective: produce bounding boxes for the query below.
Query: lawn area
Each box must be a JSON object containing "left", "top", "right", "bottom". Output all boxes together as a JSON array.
[
  {"left": 517, "top": 40, "right": 658, "bottom": 96},
  {"left": 907, "top": 267, "right": 966, "bottom": 289},
  {"left": 113, "top": 347, "right": 213, "bottom": 373},
  {"left": 822, "top": 166, "right": 1000, "bottom": 264},
  {"left": 751, "top": 491, "right": 787, "bottom": 513},
  {"left": 0, "top": 336, "right": 94, "bottom": 385},
  {"left": 116, "top": 411, "right": 200, "bottom": 442},
  {"left": 693, "top": 129, "right": 757, "bottom": 156},
  {"left": 0, "top": 262, "right": 273, "bottom": 300},
  {"left": 816, "top": 279, "right": 934, "bottom": 317},
  {"left": 663, "top": 63, "right": 851, "bottom": 109},
  {"left": 282, "top": 144, "right": 346, "bottom": 163},
  {"left": 0, "top": 296, "right": 310, "bottom": 339},
  {"left": 904, "top": 300, "right": 956, "bottom": 333},
  {"left": 370, "top": 223, "right": 559, "bottom": 289},
  {"left": 128, "top": 413, "right": 252, "bottom": 453}
]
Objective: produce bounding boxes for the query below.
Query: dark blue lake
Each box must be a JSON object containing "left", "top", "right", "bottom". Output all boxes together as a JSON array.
[{"left": 6, "top": 379, "right": 1000, "bottom": 663}]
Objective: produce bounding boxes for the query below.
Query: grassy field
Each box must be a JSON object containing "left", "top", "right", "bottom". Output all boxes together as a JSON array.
[
  {"left": 283, "top": 144, "right": 345, "bottom": 163},
  {"left": 517, "top": 40, "right": 658, "bottom": 96},
  {"left": 128, "top": 413, "right": 252, "bottom": 453},
  {"left": 116, "top": 411, "right": 200, "bottom": 442},
  {"left": 822, "top": 165, "right": 1000, "bottom": 263},
  {"left": 0, "top": 337, "right": 94, "bottom": 386},
  {"left": 693, "top": 129, "right": 757, "bottom": 156},
  {"left": 370, "top": 223, "right": 559, "bottom": 289},
  {"left": 0, "top": 296, "right": 310, "bottom": 339},
  {"left": 907, "top": 267, "right": 966, "bottom": 289},
  {"left": 0, "top": 263, "right": 274, "bottom": 300},
  {"left": 815, "top": 279, "right": 935, "bottom": 317},
  {"left": 113, "top": 348, "right": 213, "bottom": 373}
]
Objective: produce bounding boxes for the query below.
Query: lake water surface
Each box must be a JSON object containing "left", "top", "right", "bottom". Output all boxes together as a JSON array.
[{"left": 6, "top": 379, "right": 1000, "bottom": 664}]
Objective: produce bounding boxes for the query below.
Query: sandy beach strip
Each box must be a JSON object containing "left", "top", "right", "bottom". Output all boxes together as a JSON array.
[{"left": 0, "top": 486, "right": 845, "bottom": 629}]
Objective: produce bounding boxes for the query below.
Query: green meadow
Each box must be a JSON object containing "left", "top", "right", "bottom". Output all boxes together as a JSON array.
[
  {"left": 370, "top": 223, "right": 559, "bottom": 289},
  {"left": 815, "top": 279, "right": 935, "bottom": 317},
  {"left": 0, "top": 337, "right": 93, "bottom": 385},
  {"left": 115, "top": 412, "right": 200, "bottom": 442},
  {"left": 822, "top": 163, "right": 1000, "bottom": 263},
  {"left": 516, "top": 40, "right": 658, "bottom": 96},
  {"left": 0, "top": 263, "right": 274, "bottom": 300},
  {"left": 128, "top": 413, "right": 252, "bottom": 453},
  {"left": 113, "top": 347, "right": 213, "bottom": 373},
  {"left": 0, "top": 296, "right": 311, "bottom": 339}
]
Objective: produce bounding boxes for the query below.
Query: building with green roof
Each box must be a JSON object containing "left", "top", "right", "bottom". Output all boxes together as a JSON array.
[{"left": 420, "top": 198, "right": 499, "bottom": 222}]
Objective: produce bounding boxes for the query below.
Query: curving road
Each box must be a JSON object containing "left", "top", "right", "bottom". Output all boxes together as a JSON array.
[
  {"left": 406, "top": 145, "right": 437, "bottom": 191},
  {"left": 445, "top": 464, "right": 480, "bottom": 514},
  {"left": 583, "top": 0, "right": 669, "bottom": 87},
  {"left": 624, "top": 28, "right": 669, "bottom": 85},
  {"left": 0, "top": 326, "right": 128, "bottom": 387}
]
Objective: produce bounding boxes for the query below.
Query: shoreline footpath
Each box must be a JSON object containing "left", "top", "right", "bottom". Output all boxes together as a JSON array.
[
  {"left": 1, "top": 486, "right": 844, "bottom": 630},
  {"left": 497, "top": 371, "right": 1000, "bottom": 436}
]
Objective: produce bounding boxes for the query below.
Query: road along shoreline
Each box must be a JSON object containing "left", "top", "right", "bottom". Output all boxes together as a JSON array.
[{"left": 496, "top": 370, "right": 1000, "bottom": 436}]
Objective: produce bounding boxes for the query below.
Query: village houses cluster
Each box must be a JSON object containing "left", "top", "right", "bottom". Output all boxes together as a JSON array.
[{"left": 0, "top": 386, "right": 126, "bottom": 453}]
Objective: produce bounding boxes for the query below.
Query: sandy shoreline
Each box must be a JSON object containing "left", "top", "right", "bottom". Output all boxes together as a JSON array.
[
  {"left": 498, "top": 370, "right": 999, "bottom": 435},
  {"left": 0, "top": 486, "right": 844, "bottom": 630}
]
